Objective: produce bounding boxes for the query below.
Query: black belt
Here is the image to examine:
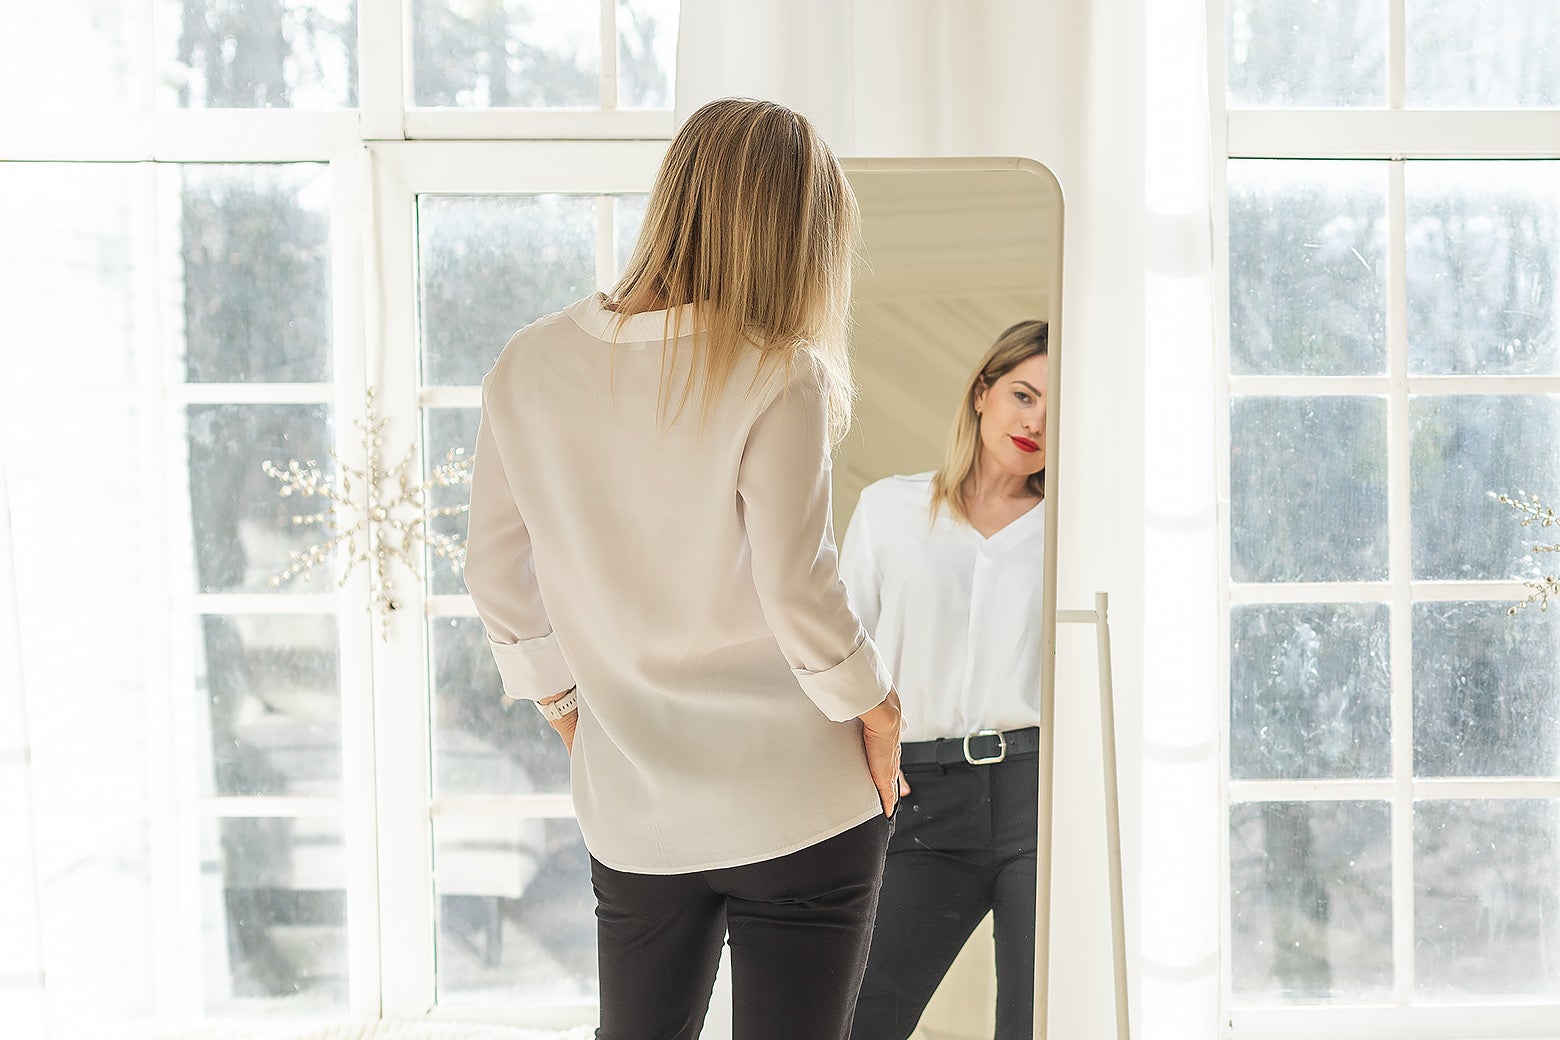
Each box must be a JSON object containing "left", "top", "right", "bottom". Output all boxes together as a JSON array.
[{"left": 900, "top": 726, "right": 1040, "bottom": 767}]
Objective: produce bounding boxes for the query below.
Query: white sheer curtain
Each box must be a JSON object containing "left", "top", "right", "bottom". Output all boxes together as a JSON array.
[
  {"left": 0, "top": 450, "right": 46, "bottom": 1037},
  {"left": 677, "top": 2, "right": 1223, "bottom": 1037}
]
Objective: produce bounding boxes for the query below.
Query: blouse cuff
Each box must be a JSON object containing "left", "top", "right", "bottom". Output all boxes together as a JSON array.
[
  {"left": 793, "top": 636, "right": 896, "bottom": 723},
  {"left": 487, "top": 632, "right": 575, "bottom": 702}
]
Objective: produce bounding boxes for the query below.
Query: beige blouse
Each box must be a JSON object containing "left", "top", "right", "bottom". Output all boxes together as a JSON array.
[{"left": 465, "top": 294, "right": 894, "bottom": 874}]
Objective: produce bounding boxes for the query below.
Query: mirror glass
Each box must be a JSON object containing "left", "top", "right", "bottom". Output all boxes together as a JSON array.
[{"left": 838, "top": 159, "right": 1062, "bottom": 1039}]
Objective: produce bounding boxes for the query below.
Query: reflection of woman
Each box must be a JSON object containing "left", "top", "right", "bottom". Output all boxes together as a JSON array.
[
  {"left": 463, "top": 98, "right": 904, "bottom": 1040},
  {"left": 844, "top": 321, "right": 1049, "bottom": 1040}
]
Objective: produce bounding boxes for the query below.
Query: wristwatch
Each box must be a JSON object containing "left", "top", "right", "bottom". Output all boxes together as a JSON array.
[{"left": 535, "top": 687, "right": 578, "bottom": 721}]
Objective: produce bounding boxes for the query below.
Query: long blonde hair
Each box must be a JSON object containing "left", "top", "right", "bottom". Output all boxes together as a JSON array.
[
  {"left": 929, "top": 320, "right": 1049, "bottom": 525},
  {"left": 605, "top": 97, "right": 860, "bottom": 445}
]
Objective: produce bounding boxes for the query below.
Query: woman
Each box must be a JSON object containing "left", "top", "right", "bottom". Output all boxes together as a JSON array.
[
  {"left": 843, "top": 321, "right": 1049, "bottom": 1040},
  {"left": 463, "top": 98, "right": 904, "bottom": 1040}
]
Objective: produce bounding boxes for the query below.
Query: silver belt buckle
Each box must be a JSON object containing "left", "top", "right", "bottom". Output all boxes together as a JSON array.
[{"left": 963, "top": 729, "right": 1007, "bottom": 765}]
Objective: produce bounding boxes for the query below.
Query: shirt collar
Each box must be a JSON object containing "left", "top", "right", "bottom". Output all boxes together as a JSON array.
[{"left": 569, "top": 292, "right": 706, "bottom": 343}]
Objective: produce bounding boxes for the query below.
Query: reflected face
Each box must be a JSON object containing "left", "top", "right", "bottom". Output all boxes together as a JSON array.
[{"left": 974, "top": 355, "right": 1049, "bottom": 476}]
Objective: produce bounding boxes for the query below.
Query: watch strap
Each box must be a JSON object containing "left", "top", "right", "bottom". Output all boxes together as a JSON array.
[{"left": 535, "top": 687, "right": 578, "bottom": 721}]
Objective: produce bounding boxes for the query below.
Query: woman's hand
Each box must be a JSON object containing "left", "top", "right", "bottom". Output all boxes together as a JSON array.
[
  {"left": 858, "top": 690, "right": 905, "bottom": 817},
  {"left": 548, "top": 711, "right": 578, "bottom": 753}
]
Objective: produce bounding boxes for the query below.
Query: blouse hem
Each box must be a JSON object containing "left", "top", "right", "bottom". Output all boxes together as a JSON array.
[{"left": 583, "top": 802, "right": 885, "bottom": 876}]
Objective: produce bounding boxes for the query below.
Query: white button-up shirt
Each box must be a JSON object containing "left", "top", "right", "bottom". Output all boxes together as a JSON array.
[
  {"left": 464, "top": 294, "right": 893, "bottom": 874},
  {"left": 839, "top": 474, "right": 1044, "bottom": 743}
]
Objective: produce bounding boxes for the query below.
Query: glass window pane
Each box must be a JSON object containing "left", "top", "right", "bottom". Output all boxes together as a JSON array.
[
  {"left": 1410, "top": 395, "right": 1560, "bottom": 580},
  {"left": 1413, "top": 602, "right": 1560, "bottom": 778},
  {"left": 203, "top": 817, "right": 348, "bottom": 1013},
  {"left": 36, "top": 814, "right": 156, "bottom": 1027},
  {"left": 617, "top": 0, "right": 678, "bottom": 108},
  {"left": 433, "top": 816, "right": 597, "bottom": 1004},
  {"left": 1227, "top": 0, "right": 1384, "bottom": 108},
  {"left": 412, "top": 0, "right": 599, "bottom": 108},
  {"left": 0, "top": 163, "right": 143, "bottom": 388},
  {"left": 1415, "top": 799, "right": 1560, "bottom": 998},
  {"left": 1407, "top": 0, "right": 1560, "bottom": 108},
  {"left": 614, "top": 193, "right": 649, "bottom": 282},
  {"left": 187, "top": 403, "right": 336, "bottom": 594},
  {"left": 1228, "top": 161, "right": 1387, "bottom": 376},
  {"left": 418, "top": 194, "right": 598, "bottom": 386},
  {"left": 418, "top": 194, "right": 599, "bottom": 386},
  {"left": 425, "top": 408, "right": 479, "bottom": 596},
  {"left": 430, "top": 618, "right": 572, "bottom": 797},
  {"left": 178, "top": 165, "right": 333, "bottom": 383},
  {"left": 198, "top": 615, "right": 342, "bottom": 797},
  {"left": 1231, "top": 396, "right": 1389, "bottom": 582},
  {"left": 1231, "top": 604, "right": 1391, "bottom": 780},
  {"left": 1406, "top": 162, "right": 1560, "bottom": 377},
  {"left": 164, "top": 0, "right": 357, "bottom": 108},
  {"left": 1230, "top": 801, "right": 1393, "bottom": 1000},
  {"left": 0, "top": 0, "right": 139, "bottom": 110}
]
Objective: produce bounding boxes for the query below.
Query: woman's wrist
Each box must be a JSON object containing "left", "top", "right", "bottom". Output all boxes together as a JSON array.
[{"left": 535, "top": 687, "right": 579, "bottom": 721}]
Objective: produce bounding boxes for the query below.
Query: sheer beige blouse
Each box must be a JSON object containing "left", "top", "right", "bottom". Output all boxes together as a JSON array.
[{"left": 465, "top": 295, "right": 893, "bottom": 874}]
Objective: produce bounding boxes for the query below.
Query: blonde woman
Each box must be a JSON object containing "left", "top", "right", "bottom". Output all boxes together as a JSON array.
[
  {"left": 463, "top": 98, "right": 904, "bottom": 1040},
  {"left": 843, "top": 321, "right": 1048, "bottom": 1040}
]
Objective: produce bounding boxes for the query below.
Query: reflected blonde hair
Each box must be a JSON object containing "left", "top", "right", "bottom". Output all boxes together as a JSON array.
[
  {"left": 605, "top": 97, "right": 860, "bottom": 445},
  {"left": 929, "top": 320, "right": 1049, "bottom": 526}
]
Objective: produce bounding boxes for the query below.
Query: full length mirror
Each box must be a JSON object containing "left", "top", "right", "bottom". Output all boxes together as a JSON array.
[{"left": 837, "top": 159, "right": 1063, "bottom": 1040}]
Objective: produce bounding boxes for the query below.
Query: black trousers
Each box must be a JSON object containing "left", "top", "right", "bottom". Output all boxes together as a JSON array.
[
  {"left": 851, "top": 752, "right": 1039, "bottom": 1040},
  {"left": 591, "top": 814, "right": 892, "bottom": 1040}
]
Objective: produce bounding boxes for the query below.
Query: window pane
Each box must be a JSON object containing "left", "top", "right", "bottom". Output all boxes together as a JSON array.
[
  {"left": 1230, "top": 801, "right": 1393, "bottom": 1000},
  {"left": 179, "top": 165, "right": 333, "bottom": 383},
  {"left": 412, "top": 0, "right": 599, "bottom": 108},
  {"left": 0, "top": 163, "right": 142, "bottom": 388},
  {"left": 164, "top": 0, "right": 357, "bottom": 108},
  {"left": 418, "top": 194, "right": 598, "bottom": 387},
  {"left": 614, "top": 193, "right": 649, "bottom": 282},
  {"left": 1406, "top": 162, "right": 1560, "bottom": 376},
  {"left": 425, "top": 408, "right": 478, "bottom": 596},
  {"left": 1228, "top": 161, "right": 1387, "bottom": 376},
  {"left": 187, "top": 403, "right": 336, "bottom": 594},
  {"left": 198, "top": 615, "right": 342, "bottom": 798},
  {"left": 1410, "top": 395, "right": 1560, "bottom": 580},
  {"left": 433, "top": 817, "right": 597, "bottom": 1004},
  {"left": 1231, "top": 396, "right": 1389, "bottom": 582},
  {"left": 36, "top": 814, "right": 156, "bottom": 1027},
  {"left": 1231, "top": 604, "right": 1391, "bottom": 780},
  {"left": 1407, "top": 0, "right": 1560, "bottom": 108},
  {"left": 1227, "top": 0, "right": 1384, "bottom": 107},
  {"left": 1415, "top": 799, "right": 1560, "bottom": 998},
  {"left": 617, "top": 0, "right": 678, "bottom": 108},
  {"left": 1413, "top": 602, "right": 1560, "bottom": 778},
  {"left": 203, "top": 817, "right": 348, "bottom": 1013},
  {"left": 0, "top": 0, "right": 138, "bottom": 110},
  {"left": 430, "top": 618, "right": 572, "bottom": 797}
]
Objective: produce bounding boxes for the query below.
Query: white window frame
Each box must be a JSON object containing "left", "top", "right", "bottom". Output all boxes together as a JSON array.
[
  {"left": 1210, "top": 3, "right": 1560, "bottom": 1039},
  {"left": 368, "top": 139, "right": 665, "bottom": 1025},
  {"left": 2, "top": 0, "right": 676, "bottom": 1030}
]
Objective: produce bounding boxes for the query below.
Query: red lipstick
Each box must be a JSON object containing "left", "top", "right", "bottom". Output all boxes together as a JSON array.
[{"left": 1010, "top": 435, "right": 1039, "bottom": 453}]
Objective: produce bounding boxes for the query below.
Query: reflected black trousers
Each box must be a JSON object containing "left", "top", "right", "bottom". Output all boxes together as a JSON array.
[
  {"left": 851, "top": 751, "right": 1039, "bottom": 1040},
  {"left": 591, "top": 814, "right": 892, "bottom": 1040}
]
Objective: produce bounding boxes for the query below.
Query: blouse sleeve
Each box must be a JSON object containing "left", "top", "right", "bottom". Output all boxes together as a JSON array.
[
  {"left": 463, "top": 381, "right": 577, "bottom": 702},
  {"left": 837, "top": 491, "right": 883, "bottom": 637},
  {"left": 736, "top": 361, "right": 895, "bottom": 722}
]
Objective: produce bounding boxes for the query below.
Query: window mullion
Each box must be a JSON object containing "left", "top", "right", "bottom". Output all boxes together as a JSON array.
[
  {"left": 600, "top": 0, "right": 618, "bottom": 110},
  {"left": 360, "top": 0, "right": 408, "bottom": 139},
  {"left": 1388, "top": 0, "right": 1406, "bottom": 110},
  {"left": 1385, "top": 157, "right": 1415, "bottom": 1005},
  {"left": 366, "top": 149, "right": 438, "bottom": 1016}
]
